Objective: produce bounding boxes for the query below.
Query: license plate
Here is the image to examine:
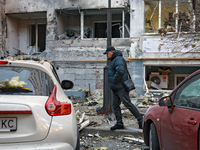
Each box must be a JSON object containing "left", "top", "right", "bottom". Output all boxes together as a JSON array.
[{"left": 0, "top": 117, "right": 17, "bottom": 131}]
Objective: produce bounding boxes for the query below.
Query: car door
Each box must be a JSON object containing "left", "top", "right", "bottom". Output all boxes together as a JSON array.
[{"left": 160, "top": 72, "right": 200, "bottom": 150}]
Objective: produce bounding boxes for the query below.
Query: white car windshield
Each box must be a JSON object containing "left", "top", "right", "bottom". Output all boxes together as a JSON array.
[{"left": 0, "top": 66, "right": 54, "bottom": 96}]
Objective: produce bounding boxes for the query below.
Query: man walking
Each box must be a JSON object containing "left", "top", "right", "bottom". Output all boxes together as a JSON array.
[{"left": 103, "top": 46, "right": 143, "bottom": 131}]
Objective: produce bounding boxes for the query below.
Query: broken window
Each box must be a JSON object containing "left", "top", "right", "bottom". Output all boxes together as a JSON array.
[
  {"left": 29, "top": 24, "right": 46, "bottom": 52},
  {"left": 145, "top": 0, "right": 193, "bottom": 34}
]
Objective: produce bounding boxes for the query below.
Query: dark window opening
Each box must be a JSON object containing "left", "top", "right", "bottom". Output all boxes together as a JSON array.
[
  {"left": 30, "top": 25, "right": 36, "bottom": 46},
  {"left": 29, "top": 24, "right": 46, "bottom": 52},
  {"left": 94, "top": 22, "right": 121, "bottom": 38},
  {"left": 38, "top": 24, "right": 46, "bottom": 52}
]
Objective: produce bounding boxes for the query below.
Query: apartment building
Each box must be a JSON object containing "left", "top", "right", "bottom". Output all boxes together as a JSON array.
[{"left": 1, "top": 0, "right": 199, "bottom": 96}]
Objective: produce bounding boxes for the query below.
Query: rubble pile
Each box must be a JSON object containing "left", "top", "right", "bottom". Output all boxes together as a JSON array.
[
  {"left": 79, "top": 133, "right": 146, "bottom": 150},
  {"left": 71, "top": 89, "right": 170, "bottom": 130}
]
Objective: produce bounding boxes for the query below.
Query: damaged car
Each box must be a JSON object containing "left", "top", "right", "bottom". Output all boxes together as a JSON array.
[
  {"left": 143, "top": 69, "right": 200, "bottom": 150},
  {"left": 0, "top": 60, "right": 80, "bottom": 150}
]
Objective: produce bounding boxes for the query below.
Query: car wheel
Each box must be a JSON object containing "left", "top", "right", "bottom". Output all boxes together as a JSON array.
[
  {"left": 149, "top": 123, "right": 160, "bottom": 150},
  {"left": 75, "top": 128, "right": 80, "bottom": 150}
]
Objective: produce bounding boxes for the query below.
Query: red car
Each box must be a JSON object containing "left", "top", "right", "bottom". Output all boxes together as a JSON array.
[{"left": 143, "top": 70, "right": 200, "bottom": 150}]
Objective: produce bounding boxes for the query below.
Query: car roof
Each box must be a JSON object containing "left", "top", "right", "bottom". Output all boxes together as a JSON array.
[{"left": 0, "top": 59, "right": 53, "bottom": 72}]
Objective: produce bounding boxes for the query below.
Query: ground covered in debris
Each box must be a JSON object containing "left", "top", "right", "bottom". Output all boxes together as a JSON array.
[
  {"left": 69, "top": 89, "right": 167, "bottom": 150},
  {"left": 80, "top": 136, "right": 148, "bottom": 150}
]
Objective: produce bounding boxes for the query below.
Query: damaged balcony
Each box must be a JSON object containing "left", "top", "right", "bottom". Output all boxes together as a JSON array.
[{"left": 52, "top": 7, "right": 131, "bottom": 49}]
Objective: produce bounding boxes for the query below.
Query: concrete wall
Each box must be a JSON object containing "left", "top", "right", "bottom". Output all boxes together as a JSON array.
[
  {"left": 5, "top": 0, "right": 126, "bottom": 13},
  {"left": 53, "top": 61, "right": 106, "bottom": 92}
]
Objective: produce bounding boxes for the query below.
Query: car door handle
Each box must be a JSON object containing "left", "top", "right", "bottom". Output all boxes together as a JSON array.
[{"left": 188, "top": 119, "right": 197, "bottom": 125}]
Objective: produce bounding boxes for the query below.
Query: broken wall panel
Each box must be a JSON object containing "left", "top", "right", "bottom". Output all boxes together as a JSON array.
[
  {"left": 47, "top": 38, "right": 130, "bottom": 50},
  {"left": 39, "top": 46, "right": 129, "bottom": 61},
  {"left": 142, "top": 34, "right": 200, "bottom": 55}
]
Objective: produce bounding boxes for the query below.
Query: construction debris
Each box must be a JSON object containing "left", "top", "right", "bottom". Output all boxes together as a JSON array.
[
  {"left": 124, "top": 137, "right": 144, "bottom": 144},
  {"left": 79, "top": 120, "right": 90, "bottom": 131}
]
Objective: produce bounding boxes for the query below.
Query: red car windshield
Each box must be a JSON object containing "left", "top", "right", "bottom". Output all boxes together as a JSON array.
[{"left": 0, "top": 66, "right": 54, "bottom": 96}]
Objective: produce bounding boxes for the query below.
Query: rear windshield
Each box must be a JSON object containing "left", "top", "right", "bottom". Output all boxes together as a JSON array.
[{"left": 0, "top": 66, "right": 54, "bottom": 96}]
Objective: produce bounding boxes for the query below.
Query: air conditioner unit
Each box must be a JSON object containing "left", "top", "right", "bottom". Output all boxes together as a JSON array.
[{"left": 149, "top": 75, "right": 168, "bottom": 89}]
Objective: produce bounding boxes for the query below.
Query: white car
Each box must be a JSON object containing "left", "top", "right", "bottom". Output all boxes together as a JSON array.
[{"left": 0, "top": 59, "right": 80, "bottom": 150}]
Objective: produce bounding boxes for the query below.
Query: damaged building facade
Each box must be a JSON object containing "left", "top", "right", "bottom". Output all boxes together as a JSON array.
[{"left": 1, "top": 0, "right": 200, "bottom": 96}]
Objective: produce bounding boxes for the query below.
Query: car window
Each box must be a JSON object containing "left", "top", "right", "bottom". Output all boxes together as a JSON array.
[
  {"left": 174, "top": 73, "right": 200, "bottom": 109},
  {"left": 0, "top": 66, "right": 54, "bottom": 96}
]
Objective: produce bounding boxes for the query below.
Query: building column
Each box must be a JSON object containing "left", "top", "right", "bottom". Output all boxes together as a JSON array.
[
  {"left": 129, "top": 0, "right": 145, "bottom": 95},
  {"left": 129, "top": 0, "right": 144, "bottom": 58},
  {"left": 0, "top": 0, "right": 5, "bottom": 58},
  {"left": 46, "top": 10, "right": 57, "bottom": 41}
]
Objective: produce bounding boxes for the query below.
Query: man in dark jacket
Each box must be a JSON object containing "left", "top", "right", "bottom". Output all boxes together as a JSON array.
[{"left": 103, "top": 46, "right": 143, "bottom": 131}]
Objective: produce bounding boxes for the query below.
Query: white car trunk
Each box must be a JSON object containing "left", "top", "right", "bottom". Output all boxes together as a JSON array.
[{"left": 0, "top": 95, "right": 51, "bottom": 143}]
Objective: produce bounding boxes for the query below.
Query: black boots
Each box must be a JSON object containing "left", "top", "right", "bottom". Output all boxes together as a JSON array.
[{"left": 110, "top": 124, "right": 124, "bottom": 131}]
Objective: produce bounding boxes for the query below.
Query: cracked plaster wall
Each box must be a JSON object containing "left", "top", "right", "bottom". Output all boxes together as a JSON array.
[{"left": 5, "top": 0, "right": 126, "bottom": 13}]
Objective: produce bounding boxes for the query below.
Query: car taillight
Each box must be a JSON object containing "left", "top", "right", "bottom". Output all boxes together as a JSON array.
[
  {"left": 45, "top": 85, "right": 71, "bottom": 116},
  {"left": 0, "top": 60, "right": 8, "bottom": 64}
]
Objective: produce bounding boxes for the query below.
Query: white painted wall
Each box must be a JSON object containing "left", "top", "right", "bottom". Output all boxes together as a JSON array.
[{"left": 6, "top": 16, "right": 19, "bottom": 56}]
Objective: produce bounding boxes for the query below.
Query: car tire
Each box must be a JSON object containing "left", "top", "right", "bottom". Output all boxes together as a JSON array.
[
  {"left": 75, "top": 128, "right": 80, "bottom": 150},
  {"left": 149, "top": 123, "right": 160, "bottom": 150}
]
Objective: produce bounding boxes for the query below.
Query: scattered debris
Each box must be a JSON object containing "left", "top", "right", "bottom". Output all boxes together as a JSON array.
[
  {"left": 78, "top": 112, "right": 85, "bottom": 124},
  {"left": 57, "top": 28, "right": 91, "bottom": 40},
  {"left": 158, "top": 27, "right": 167, "bottom": 37},
  {"left": 79, "top": 120, "right": 90, "bottom": 131},
  {"left": 124, "top": 137, "right": 144, "bottom": 144}
]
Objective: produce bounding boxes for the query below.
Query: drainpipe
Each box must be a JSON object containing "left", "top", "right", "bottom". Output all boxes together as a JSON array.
[{"left": 97, "top": 0, "right": 113, "bottom": 115}]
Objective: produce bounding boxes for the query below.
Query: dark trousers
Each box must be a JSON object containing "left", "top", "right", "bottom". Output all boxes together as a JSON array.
[{"left": 112, "top": 88, "right": 142, "bottom": 125}]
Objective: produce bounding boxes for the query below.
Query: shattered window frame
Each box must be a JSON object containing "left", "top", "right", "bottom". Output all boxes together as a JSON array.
[{"left": 144, "top": 0, "right": 195, "bottom": 35}]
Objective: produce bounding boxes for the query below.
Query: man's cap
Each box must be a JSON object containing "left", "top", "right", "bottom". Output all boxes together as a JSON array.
[{"left": 103, "top": 46, "right": 115, "bottom": 54}]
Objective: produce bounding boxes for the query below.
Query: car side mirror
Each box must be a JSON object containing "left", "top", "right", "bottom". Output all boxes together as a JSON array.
[
  {"left": 159, "top": 96, "right": 174, "bottom": 113},
  {"left": 61, "top": 80, "right": 74, "bottom": 89},
  {"left": 159, "top": 96, "right": 172, "bottom": 106}
]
